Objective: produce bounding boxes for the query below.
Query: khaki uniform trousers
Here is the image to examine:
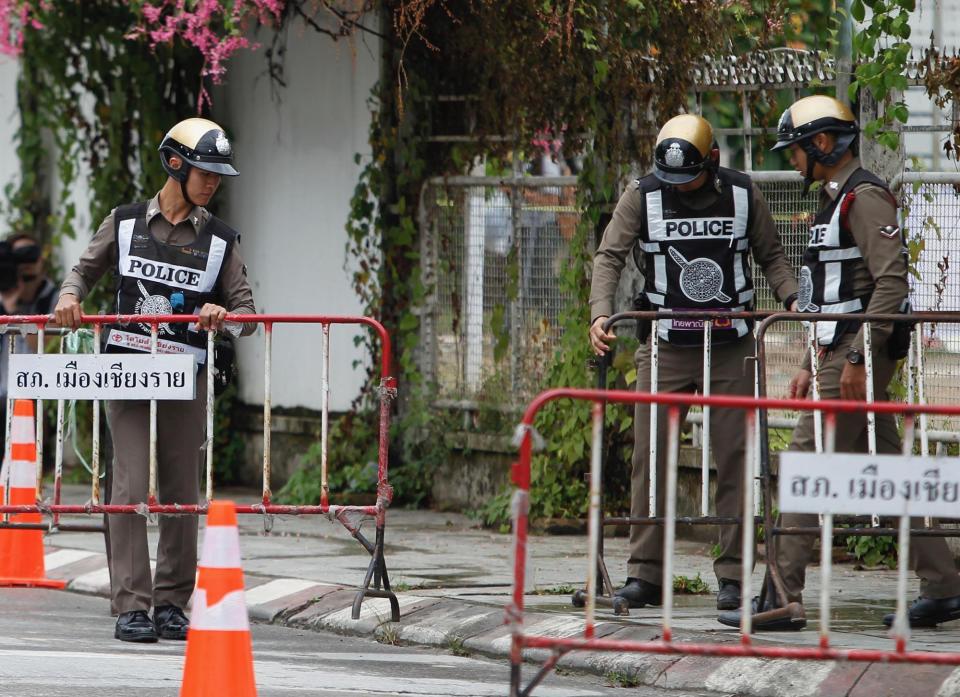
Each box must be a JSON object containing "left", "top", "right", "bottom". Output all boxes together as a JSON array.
[
  {"left": 629, "top": 333, "right": 755, "bottom": 585},
  {"left": 777, "top": 333, "right": 960, "bottom": 603},
  {"left": 106, "top": 368, "right": 207, "bottom": 615}
]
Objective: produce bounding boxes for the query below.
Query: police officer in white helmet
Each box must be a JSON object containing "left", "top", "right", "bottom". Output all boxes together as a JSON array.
[
  {"left": 589, "top": 114, "right": 799, "bottom": 613},
  {"left": 55, "top": 117, "right": 256, "bottom": 642}
]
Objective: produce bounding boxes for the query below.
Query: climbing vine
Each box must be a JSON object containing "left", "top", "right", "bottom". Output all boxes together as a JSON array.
[
  {"left": 847, "top": 0, "right": 915, "bottom": 151},
  {"left": 2, "top": 3, "right": 202, "bottom": 257},
  {"left": 4, "top": 0, "right": 958, "bottom": 522}
]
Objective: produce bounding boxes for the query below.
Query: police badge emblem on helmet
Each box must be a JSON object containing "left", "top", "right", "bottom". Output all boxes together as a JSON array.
[
  {"left": 215, "top": 131, "right": 231, "bottom": 156},
  {"left": 664, "top": 142, "right": 685, "bottom": 168}
]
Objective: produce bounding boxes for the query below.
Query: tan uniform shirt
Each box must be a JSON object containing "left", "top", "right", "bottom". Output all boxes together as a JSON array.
[
  {"left": 589, "top": 175, "right": 799, "bottom": 324},
  {"left": 60, "top": 192, "right": 256, "bottom": 335},
  {"left": 815, "top": 157, "right": 906, "bottom": 354}
]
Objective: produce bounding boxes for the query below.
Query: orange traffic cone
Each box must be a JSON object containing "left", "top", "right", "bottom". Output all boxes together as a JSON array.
[
  {"left": 180, "top": 500, "right": 256, "bottom": 697},
  {"left": 0, "top": 399, "right": 66, "bottom": 588}
]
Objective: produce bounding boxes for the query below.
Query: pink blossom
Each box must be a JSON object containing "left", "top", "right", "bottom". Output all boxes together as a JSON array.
[{"left": 130, "top": 0, "right": 286, "bottom": 83}]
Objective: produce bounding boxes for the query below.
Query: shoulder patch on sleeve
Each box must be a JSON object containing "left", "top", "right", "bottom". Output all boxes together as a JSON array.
[{"left": 879, "top": 225, "right": 900, "bottom": 238}]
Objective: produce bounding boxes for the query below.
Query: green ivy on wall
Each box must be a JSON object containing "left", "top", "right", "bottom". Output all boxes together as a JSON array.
[
  {"left": 4, "top": 3, "right": 202, "bottom": 272},
  {"left": 4, "top": 0, "right": 954, "bottom": 527}
]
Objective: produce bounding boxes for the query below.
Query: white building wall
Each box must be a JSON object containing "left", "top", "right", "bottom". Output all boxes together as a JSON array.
[
  {"left": 0, "top": 56, "right": 20, "bottom": 225},
  {"left": 0, "top": 22, "right": 380, "bottom": 413},
  {"left": 215, "top": 26, "right": 380, "bottom": 411}
]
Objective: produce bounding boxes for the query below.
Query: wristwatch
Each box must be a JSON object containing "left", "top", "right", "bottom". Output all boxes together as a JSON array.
[{"left": 846, "top": 348, "right": 865, "bottom": 365}]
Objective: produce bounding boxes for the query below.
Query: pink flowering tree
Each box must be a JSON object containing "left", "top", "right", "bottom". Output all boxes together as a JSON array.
[
  {"left": 127, "top": 1, "right": 284, "bottom": 80},
  {"left": 0, "top": 0, "right": 45, "bottom": 55},
  {"left": 1, "top": 2, "right": 286, "bottom": 84}
]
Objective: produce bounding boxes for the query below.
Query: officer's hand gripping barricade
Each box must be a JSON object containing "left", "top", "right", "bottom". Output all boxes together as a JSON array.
[
  {"left": 508, "top": 307, "right": 960, "bottom": 697},
  {"left": 0, "top": 312, "right": 400, "bottom": 622}
]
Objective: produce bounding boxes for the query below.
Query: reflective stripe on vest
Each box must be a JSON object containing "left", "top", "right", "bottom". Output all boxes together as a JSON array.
[
  {"left": 642, "top": 182, "right": 752, "bottom": 343},
  {"left": 112, "top": 204, "right": 231, "bottom": 357},
  {"left": 798, "top": 171, "right": 888, "bottom": 346}
]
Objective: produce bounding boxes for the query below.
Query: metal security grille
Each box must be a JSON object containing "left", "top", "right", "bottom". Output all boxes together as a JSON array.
[
  {"left": 420, "top": 171, "right": 960, "bottom": 443},
  {"left": 752, "top": 173, "right": 817, "bottom": 408},
  {"left": 419, "top": 173, "right": 816, "bottom": 409},
  {"left": 900, "top": 175, "right": 960, "bottom": 435},
  {"left": 419, "top": 177, "right": 579, "bottom": 406}
]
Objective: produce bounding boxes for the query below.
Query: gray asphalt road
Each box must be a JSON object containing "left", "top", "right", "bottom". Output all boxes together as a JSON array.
[{"left": 0, "top": 589, "right": 727, "bottom": 697}]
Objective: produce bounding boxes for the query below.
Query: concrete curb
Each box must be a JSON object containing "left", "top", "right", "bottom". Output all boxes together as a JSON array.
[{"left": 43, "top": 550, "right": 960, "bottom": 697}]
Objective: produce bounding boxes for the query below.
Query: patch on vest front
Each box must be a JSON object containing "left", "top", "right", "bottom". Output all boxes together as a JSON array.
[
  {"left": 671, "top": 310, "right": 733, "bottom": 331},
  {"left": 668, "top": 247, "right": 732, "bottom": 303},
  {"left": 134, "top": 280, "right": 175, "bottom": 335},
  {"left": 797, "top": 267, "right": 820, "bottom": 312}
]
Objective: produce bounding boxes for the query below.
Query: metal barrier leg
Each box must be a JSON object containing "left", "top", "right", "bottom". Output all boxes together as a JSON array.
[
  {"left": 755, "top": 321, "right": 802, "bottom": 619},
  {"left": 893, "top": 415, "right": 916, "bottom": 650},
  {"left": 351, "top": 521, "right": 400, "bottom": 622},
  {"left": 572, "top": 352, "right": 626, "bottom": 615},
  {"left": 3, "top": 335, "right": 13, "bottom": 524},
  {"left": 349, "top": 372, "right": 399, "bottom": 621},
  {"left": 864, "top": 322, "right": 880, "bottom": 528},
  {"left": 517, "top": 650, "right": 568, "bottom": 697}
]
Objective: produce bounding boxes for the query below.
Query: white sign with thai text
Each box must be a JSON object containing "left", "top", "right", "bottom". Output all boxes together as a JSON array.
[
  {"left": 9, "top": 354, "right": 196, "bottom": 400},
  {"left": 779, "top": 451, "right": 960, "bottom": 518}
]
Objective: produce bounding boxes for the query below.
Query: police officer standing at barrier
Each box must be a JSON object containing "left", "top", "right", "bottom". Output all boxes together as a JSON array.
[
  {"left": 589, "top": 114, "right": 799, "bottom": 611},
  {"left": 721, "top": 95, "right": 960, "bottom": 630},
  {"left": 54, "top": 118, "right": 256, "bottom": 643}
]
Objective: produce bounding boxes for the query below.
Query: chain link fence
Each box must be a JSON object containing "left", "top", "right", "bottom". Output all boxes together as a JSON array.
[
  {"left": 899, "top": 173, "right": 960, "bottom": 435},
  {"left": 419, "top": 177, "right": 579, "bottom": 407},
  {"left": 418, "top": 172, "right": 960, "bottom": 431}
]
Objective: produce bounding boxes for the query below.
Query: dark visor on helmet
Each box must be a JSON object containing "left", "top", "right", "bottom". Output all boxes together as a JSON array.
[
  {"left": 191, "top": 160, "right": 239, "bottom": 177},
  {"left": 653, "top": 164, "right": 703, "bottom": 185}
]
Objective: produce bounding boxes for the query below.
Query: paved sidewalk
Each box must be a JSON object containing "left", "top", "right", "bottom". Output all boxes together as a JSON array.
[{"left": 31, "top": 486, "right": 960, "bottom": 697}]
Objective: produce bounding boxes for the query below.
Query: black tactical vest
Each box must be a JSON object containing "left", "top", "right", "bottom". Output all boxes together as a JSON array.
[
  {"left": 635, "top": 168, "right": 754, "bottom": 345},
  {"left": 798, "top": 168, "right": 896, "bottom": 346},
  {"left": 103, "top": 201, "right": 236, "bottom": 364}
]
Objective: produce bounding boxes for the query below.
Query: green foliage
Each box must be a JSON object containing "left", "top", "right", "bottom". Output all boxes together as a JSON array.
[
  {"left": 4, "top": 3, "right": 202, "bottom": 312},
  {"left": 847, "top": 534, "right": 898, "bottom": 569},
  {"left": 849, "top": 0, "right": 915, "bottom": 151},
  {"left": 287, "top": 1, "right": 751, "bottom": 511},
  {"left": 673, "top": 573, "right": 710, "bottom": 595},
  {"left": 532, "top": 584, "right": 578, "bottom": 596},
  {"left": 212, "top": 382, "right": 250, "bottom": 486},
  {"left": 604, "top": 671, "right": 641, "bottom": 688},
  {"left": 447, "top": 635, "right": 470, "bottom": 657},
  {"left": 278, "top": 410, "right": 380, "bottom": 504}
]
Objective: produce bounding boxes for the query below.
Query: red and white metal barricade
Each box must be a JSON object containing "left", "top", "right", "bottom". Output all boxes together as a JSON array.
[
  {"left": 579, "top": 309, "right": 960, "bottom": 616},
  {"left": 0, "top": 312, "right": 399, "bottom": 620},
  {"left": 509, "top": 387, "right": 960, "bottom": 697}
]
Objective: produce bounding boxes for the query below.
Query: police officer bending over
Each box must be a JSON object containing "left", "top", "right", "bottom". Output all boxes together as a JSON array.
[
  {"left": 721, "top": 95, "right": 960, "bottom": 630},
  {"left": 55, "top": 118, "right": 257, "bottom": 643},
  {"left": 589, "top": 114, "right": 799, "bottom": 612}
]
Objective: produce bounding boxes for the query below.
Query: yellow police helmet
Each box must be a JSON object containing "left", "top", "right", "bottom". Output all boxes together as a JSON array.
[
  {"left": 158, "top": 117, "right": 239, "bottom": 182},
  {"left": 771, "top": 95, "right": 858, "bottom": 157},
  {"left": 654, "top": 114, "right": 716, "bottom": 185}
]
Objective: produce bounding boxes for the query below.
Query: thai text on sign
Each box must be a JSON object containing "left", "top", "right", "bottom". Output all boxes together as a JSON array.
[
  {"left": 9, "top": 354, "right": 196, "bottom": 400},
  {"left": 779, "top": 451, "right": 960, "bottom": 518}
]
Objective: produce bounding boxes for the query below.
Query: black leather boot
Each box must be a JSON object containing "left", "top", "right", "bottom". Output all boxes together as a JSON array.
[
  {"left": 716, "top": 578, "right": 741, "bottom": 611},
  {"left": 882, "top": 595, "right": 960, "bottom": 628},
  {"left": 613, "top": 577, "right": 662, "bottom": 608},
  {"left": 115, "top": 610, "right": 159, "bottom": 643},
  {"left": 153, "top": 605, "right": 190, "bottom": 640}
]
